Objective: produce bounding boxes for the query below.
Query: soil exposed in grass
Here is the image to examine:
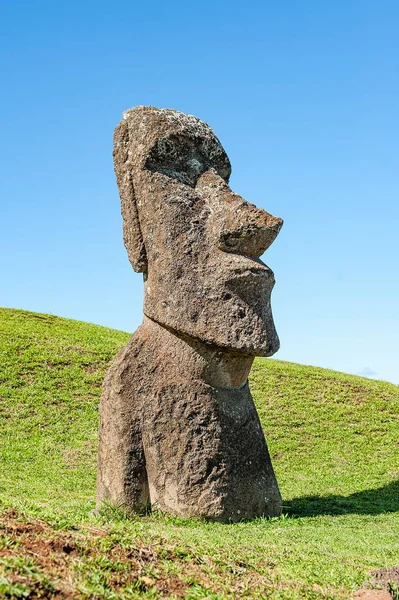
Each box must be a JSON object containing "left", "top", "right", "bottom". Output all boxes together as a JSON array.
[
  {"left": 0, "top": 508, "right": 278, "bottom": 599},
  {"left": 1, "top": 307, "right": 399, "bottom": 599},
  {"left": 371, "top": 566, "right": 399, "bottom": 595},
  {"left": 0, "top": 508, "right": 190, "bottom": 599}
]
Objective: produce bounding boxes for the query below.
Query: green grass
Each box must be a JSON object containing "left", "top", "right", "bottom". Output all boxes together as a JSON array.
[{"left": 0, "top": 306, "right": 398, "bottom": 599}]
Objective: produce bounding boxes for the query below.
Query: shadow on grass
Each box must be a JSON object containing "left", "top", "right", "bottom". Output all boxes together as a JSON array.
[{"left": 288, "top": 479, "right": 399, "bottom": 517}]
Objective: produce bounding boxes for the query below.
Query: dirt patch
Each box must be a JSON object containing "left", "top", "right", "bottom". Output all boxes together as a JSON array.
[
  {"left": 0, "top": 509, "right": 193, "bottom": 598},
  {"left": 352, "top": 566, "right": 399, "bottom": 600},
  {"left": 371, "top": 566, "right": 399, "bottom": 594},
  {"left": 353, "top": 591, "right": 392, "bottom": 600},
  {"left": 0, "top": 509, "right": 305, "bottom": 599}
]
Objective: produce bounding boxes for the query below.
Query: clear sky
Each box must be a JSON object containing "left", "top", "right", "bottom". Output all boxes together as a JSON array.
[{"left": 1, "top": 0, "right": 398, "bottom": 384}]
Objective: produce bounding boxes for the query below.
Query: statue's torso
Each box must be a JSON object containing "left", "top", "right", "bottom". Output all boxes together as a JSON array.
[{"left": 97, "top": 323, "right": 282, "bottom": 521}]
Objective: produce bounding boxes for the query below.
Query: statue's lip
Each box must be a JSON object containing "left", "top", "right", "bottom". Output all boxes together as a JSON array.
[
  {"left": 222, "top": 254, "right": 275, "bottom": 282},
  {"left": 232, "top": 265, "right": 274, "bottom": 278}
]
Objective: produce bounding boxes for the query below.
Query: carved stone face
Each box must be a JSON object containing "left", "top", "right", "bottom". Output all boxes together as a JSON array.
[{"left": 113, "top": 106, "right": 283, "bottom": 356}]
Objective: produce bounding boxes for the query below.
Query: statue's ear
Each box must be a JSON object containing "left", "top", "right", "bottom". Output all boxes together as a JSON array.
[{"left": 113, "top": 120, "right": 147, "bottom": 273}]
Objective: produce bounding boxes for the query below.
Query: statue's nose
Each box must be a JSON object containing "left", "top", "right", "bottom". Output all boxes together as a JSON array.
[
  {"left": 196, "top": 169, "right": 283, "bottom": 258},
  {"left": 219, "top": 192, "right": 283, "bottom": 257}
]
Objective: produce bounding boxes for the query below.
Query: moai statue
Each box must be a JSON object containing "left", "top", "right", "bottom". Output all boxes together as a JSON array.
[{"left": 97, "top": 106, "right": 283, "bottom": 521}]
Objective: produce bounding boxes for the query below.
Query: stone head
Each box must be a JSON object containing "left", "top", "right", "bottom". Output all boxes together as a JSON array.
[{"left": 113, "top": 106, "right": 283, "bottom": 356}]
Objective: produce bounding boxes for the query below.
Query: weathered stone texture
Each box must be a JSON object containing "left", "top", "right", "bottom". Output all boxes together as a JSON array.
[{"left": 97, "top": 106, "right": 283, "bottom": 521}]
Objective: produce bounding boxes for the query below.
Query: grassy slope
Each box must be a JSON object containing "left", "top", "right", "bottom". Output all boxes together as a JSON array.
[{"left": 0, "top": 307, "right": 398, "bottom": 599}]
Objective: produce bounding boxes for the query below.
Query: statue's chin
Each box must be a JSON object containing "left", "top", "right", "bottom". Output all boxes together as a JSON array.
[
  {"left": 143, "top": 305, "right": 280, "bottom": 358},
  {"left": 143, "top": 261, "right": 280, "bottom": 357}
]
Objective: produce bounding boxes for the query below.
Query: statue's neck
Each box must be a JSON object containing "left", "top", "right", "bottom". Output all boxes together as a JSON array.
[{"left": 142, "top": 316, "right": 253, "bottom": 389}]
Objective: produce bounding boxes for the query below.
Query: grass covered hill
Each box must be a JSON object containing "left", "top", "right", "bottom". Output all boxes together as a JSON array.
[{"left": 0, "top": 307, "right": 398, "bottom": 599}]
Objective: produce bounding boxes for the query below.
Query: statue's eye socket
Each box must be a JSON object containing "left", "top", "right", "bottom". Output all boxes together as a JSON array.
[
  {"left": 157, "top": 168, "right": 199, "bottom": 187},
  {"left": 146, "top": 137, "right": 205, "bottom": 187},
  {"left": 158, "top": 138, "right": 177, "bottom": 157},
  {"left": 145, "top": 134, "right": 231, "bottom": 186}
]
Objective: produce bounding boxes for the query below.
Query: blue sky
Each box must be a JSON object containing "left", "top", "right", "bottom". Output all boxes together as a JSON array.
[{"left": 1, "top": 0, "right": 398, "bottom": 384}]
